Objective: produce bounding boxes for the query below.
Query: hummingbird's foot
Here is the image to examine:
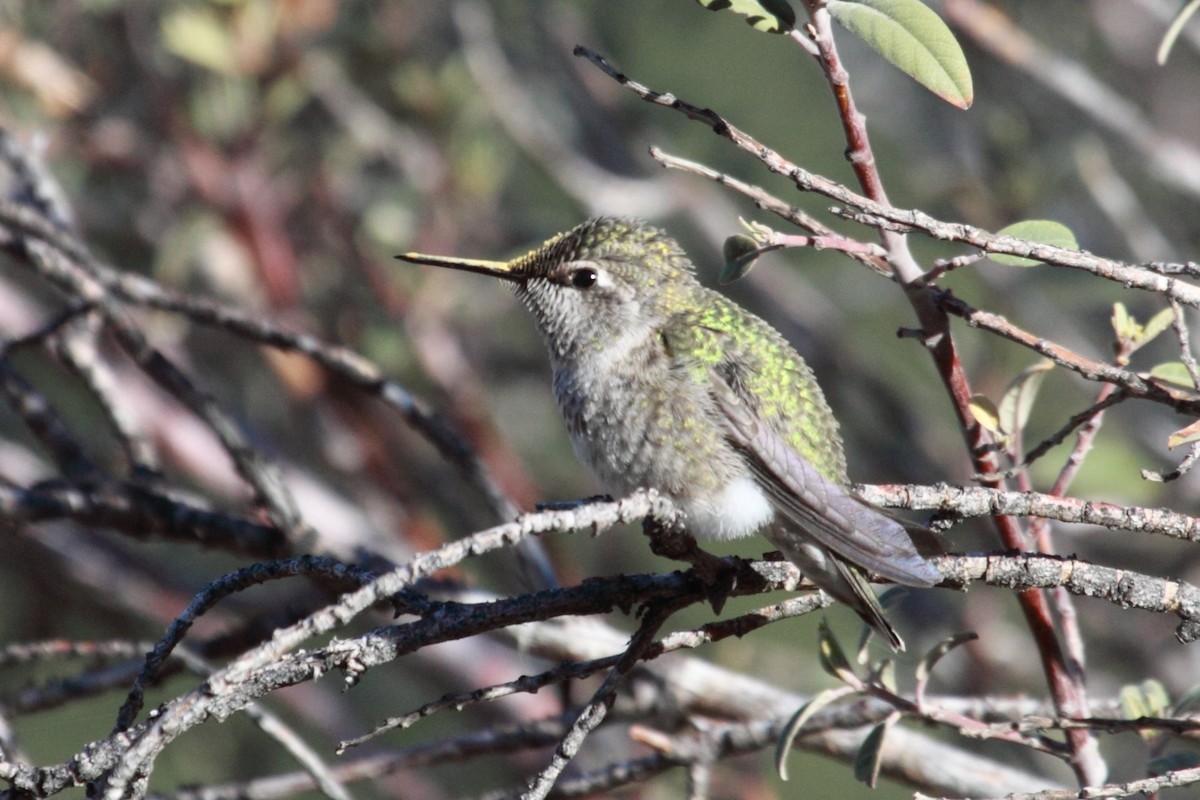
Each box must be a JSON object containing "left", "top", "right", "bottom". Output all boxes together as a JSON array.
[{"left": 641, "top": 518, "right": 737, "bottom": 614}]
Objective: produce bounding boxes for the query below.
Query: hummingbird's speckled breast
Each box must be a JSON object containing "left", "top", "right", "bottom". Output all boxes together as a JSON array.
[{"left": 549, "top": 327, "right": 772, "bottom": 540}]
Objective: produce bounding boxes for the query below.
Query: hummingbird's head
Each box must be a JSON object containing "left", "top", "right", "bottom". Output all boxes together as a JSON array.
[{"left": 398, "top": 218, "right": 699, "bottom": 359}]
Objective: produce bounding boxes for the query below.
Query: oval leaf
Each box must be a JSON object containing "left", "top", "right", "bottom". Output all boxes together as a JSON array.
[
  {"left": 1140, "top": 679, "right": 1171, "bottom": 717},
  {"left": 161, "top": 8, "right": 238, "bottom": 76},
  {"left": 873, "top": 658, "right": 897, "bottom": 694},
  {"left": 692, "top": 0, "right": 796, "bottom": 33},
  {"left": 1111, "top": 302, "right": 1135, "bottom": 341},
  {"left": 968, "top": 394, "right": 1002, "bottom": 434},
  {"left": 1150, "top": 361, "right": 1196, "bottom": 389},
  {"left": 989, "top": 220, "right": 1080, "bottom": 267},
  {"left": 818, "top": 618, "right": 858, "bottom": 685},
  {"left": 998, "top": 360, "right": 1053, "bottom": 438},
  {"left": 1119, "top": 682, "right": 1150, "bottom": 721},
  {"left": 1140, "top": 307, "right": 1176, "bottom": 347},
  {"left": 1168, "top": 419, "right": 1200, "bottom": 450},
  {"left": 721, "top": 234, "right": 761, "bottom": 283},
  {"left": 827, "top": 0, "right": 973, "bottom": 108},
  {"left": 774, "top": 686, "right": 853, "bottom": 780},
  {"left": 1120, "top": 680, "right": 1171, "bottom": 743},
  {"left": 853, "top": 712, "right": 899, "bottom": 787}
]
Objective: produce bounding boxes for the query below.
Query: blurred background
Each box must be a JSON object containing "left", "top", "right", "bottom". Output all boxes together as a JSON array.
[{"left": 1, "top": 1, "right": 1199, "bottom": 797}]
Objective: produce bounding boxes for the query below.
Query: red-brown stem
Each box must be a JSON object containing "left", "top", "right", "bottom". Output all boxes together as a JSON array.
[
  {"left": 1028, "top": 380, "right": 1120, "bottom": 666},
  {"left": 799, "top": 0, "right": 1101, "bottom": 784}
]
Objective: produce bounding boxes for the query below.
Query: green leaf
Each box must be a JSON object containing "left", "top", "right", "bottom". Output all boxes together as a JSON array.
[
  {"left": 1119, "top": 680, "right": 1171, "bottom": 743},
  {"left": 1140, "top": 308, "right": 1176, "bottom": 347},
  {"left": 997, "top": 360, "right": 1053, "bottom": 438},
  {"left": 1111, "top": 302, "right": 1136, "bottom": 342},
  {"left": 1168, "top": 419, "right": 1200, "bottom": 450},
  {"left": 827, "top": 0, "right": 973, "bottom": 108},
  {"left": 967, "top": 394, "right": 1002, "bottom": 434},
  {"left": 721, "top": 235, "right": 761, "bottom": 284},
  {"left": 989, "top": 220, "right": 1080, "bottom": 267},
  {"left": 818, "top": 618, "right": 858, "bottom": 685},
  {"left": 1150, "top": 361, "right": 1196, "bottom": 388},
  {"left": 853, "top": 713, "right": 899, "bottom": 787},
  {"left": 692, "top": 0, "right": 796, "bottom": 33},
  {"left": 161, "top": 7, "right": 238, "bottom": 75},
  {"left": 915, "top": 632, "right": 978, "bottom": 686},
  {"left": 1140, "top": 679, "right": 1171, "bottom": 717},
  {"left": 775, "top": 686, "right": 854, "bottom": 780},
  {"left": 873, "top": 658, "right": 897, "bottom": 694},
  {"left": 1119, "top": 683, "right": 1149, "bottom": 721},
  {"left": 1119, "top": 680, "right": 1169, "bottom": 719}
]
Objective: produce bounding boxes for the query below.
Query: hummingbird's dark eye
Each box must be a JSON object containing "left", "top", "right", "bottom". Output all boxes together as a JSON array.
[{"left": 570, "top": 267, "right": 599, "bottom": 289}]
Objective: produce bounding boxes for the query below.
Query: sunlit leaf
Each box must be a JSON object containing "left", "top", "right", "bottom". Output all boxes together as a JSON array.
[
  {"left": 967, "top": 394, "right": 1002, "bottom": 434},
  {"left": 1140, "top": 679, "right": 1171, "bottom": 717},
  {"left": 1167, "top": 419, "right": 1200, "bottom": 450},
  {"left": 1111, "top": 302, "right": 1136, "bottom": 342},
  {"left": 721, "top": 234, "right": 761, "bottom": 283},
  {"left": 1120, "top": 682, "right": 1149, "bottom": 720},
  {"left": 818, "top": 618, "right": 857, "bottom": 685},
  {"left": 1120, "top": 680, "right": 1171, "bottom": 743},
  {"left": 162, "top": 7, "right": 238, "bottom": 76},
  {"left": 997, "top": 360, "right": 1053, "bottom": 438},
  {"left": 775, "top": 686, "right": 853, "bottom": 780},
  {"left": 989, "top": 220, "right": 1079, "bottom": 267},
  {"left": 874, "top": 658, "right": 897, "bottom": 694},
  {"left": 692, "top": 0, "right": 796, "bottom": 33},
  {"left": 1150, "top": 361, "right": 1196, "bottom": 389},
  {"left": 827, "top": 0, "right": 973, "bottom": 108},
  {"left": 1140, "top": 307, "right": 1176, "bottom": 347}
]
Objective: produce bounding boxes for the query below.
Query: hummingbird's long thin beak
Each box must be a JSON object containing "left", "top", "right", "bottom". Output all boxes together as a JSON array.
[{"left": 395, "top": 253, "right": 525, "bottom": 282}]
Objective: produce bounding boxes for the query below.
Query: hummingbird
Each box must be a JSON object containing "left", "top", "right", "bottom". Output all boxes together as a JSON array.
[{"left": 398, "top": 217, "right": 940, "bottom": 650}]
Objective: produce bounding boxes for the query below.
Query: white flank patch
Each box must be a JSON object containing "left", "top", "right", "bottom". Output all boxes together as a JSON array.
[{"left": 684, "top": 473, "right": 775, "bottom": 541}]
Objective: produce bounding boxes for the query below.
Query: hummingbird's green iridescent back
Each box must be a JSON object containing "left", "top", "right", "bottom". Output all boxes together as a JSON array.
[{"left": 666, "top": 295, "right": 849, "bottom": 485}]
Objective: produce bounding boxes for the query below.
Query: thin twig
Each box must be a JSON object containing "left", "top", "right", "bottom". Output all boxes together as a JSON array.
[
  {"left": 938, "top": 290, "right": 1199, "bottom": 412},
  {"left": 572, "top": 47, "right": 1200, "bottom": 308},
  {"left": 341, "top": 595, "right": 827, "bottom": 751},
  {"left": 520, "top": 599, "right": 685, "bottom": 799}
]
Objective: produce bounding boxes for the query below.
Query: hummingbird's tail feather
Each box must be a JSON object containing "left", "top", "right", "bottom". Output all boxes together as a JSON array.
[
  {"left": 764, "top": 528, "right": 906, "bottom": 651},
  {"left": 828, "top": 556, "right": 905, "bottom": 652},
  {"left": 740, "top": 438, "right": 942, "bottom": 587}
]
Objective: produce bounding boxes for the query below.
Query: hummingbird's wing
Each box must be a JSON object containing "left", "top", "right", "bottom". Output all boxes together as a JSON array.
[{"left": 707, "top": 363, "right": 942, "bottom": 589}]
